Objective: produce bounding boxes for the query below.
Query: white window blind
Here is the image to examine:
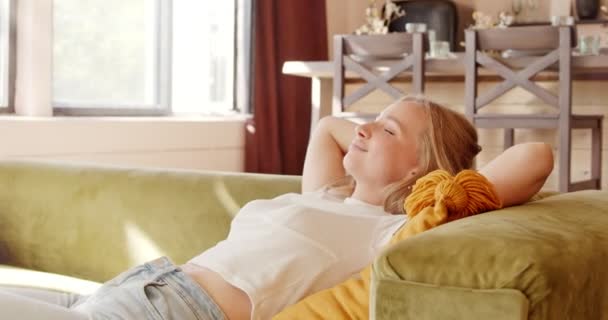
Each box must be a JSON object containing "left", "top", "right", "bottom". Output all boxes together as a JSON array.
[{"left": 171, "top": 0, "right": 236, "bottom": 114}]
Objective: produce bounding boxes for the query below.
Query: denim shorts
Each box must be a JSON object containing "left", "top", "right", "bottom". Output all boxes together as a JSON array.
[{"left": 72, "top": 256, "right": 226, "bottom": 320}]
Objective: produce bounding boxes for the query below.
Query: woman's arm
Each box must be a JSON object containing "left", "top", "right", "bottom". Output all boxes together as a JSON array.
[
  {"left": 478, "top": 142, "right": 554, "bottom": 208},
  {"left": 302, "top": 116, "right": 356, "bottom": 193}
]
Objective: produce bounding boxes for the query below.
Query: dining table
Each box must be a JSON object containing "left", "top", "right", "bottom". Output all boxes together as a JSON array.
[{"left": 282, "top": 51, "right": 608, "bottom": 134}]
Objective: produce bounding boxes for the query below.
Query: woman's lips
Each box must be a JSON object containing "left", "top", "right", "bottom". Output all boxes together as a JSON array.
[{"left": 349, "top": 141, "right": 368, "bottom": 152}]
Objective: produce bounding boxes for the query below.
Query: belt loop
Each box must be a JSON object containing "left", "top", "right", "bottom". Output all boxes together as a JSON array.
[
  {"left": 148, "top": 256, "right": 172, "bottom": 268},
  {"left": 146, "top": 256, "right": 179, "bottom": 278}
]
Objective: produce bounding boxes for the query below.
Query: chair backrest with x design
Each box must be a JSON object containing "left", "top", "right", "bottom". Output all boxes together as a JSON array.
[
  {"left": 465, "top": 25, "right": 603, "bottom": 192},
  {"left": 464, "top": 25, "right": 576, "bottom": 128},
  {"left": 333, "top": 32, "right": 425, "bottom": 118}
]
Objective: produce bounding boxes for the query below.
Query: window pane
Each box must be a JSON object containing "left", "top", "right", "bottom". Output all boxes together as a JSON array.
[
  {"left": 171, "top": 0, "right": 236, "bottom": 114},
  {"left": 53, "top": 0, "right": 158, "bottom": 107},
  {"left": 0, "top": 0, "right": 9, "bottom": 108}
]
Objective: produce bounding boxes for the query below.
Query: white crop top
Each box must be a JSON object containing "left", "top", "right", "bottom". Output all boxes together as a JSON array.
[{"left": 188, "top": 191, "right": 406, "bottom": 320}]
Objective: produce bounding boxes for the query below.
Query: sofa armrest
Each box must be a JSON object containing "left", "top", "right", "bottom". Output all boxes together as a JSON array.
[
  {"left": 371, "top": 190, "right": 608, "bottom": 320},
  {"left": 371, "top": 277, "right": 529, "bottom": 320},
  {"left": 0, "top": 160, "right": 301, "bottom": 282}
]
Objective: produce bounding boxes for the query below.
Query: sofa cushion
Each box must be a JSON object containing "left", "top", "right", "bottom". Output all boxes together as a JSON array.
[
  {"left": 373, "top": 190, "right": 608, "bottom": 320},
  {"left": 0, "top": 264, "right": 101, "bottom": 295}
]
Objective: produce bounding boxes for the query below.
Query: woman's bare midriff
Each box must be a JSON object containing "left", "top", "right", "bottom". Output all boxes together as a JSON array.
[{"left": 181, "top": 263, "right": 252, "bottom": 320}]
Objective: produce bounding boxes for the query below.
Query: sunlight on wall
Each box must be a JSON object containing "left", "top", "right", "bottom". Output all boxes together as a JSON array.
[
  {"left": 123, "top": 222, "right": 165, "bottom": 266},
  {"left": 212, "top": 179, "right": 241, "bottom": 218}
]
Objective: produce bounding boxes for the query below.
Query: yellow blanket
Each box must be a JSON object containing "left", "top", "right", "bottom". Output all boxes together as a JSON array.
[{"left": 273, "top": 169, "right": 502, "bottom": 319}]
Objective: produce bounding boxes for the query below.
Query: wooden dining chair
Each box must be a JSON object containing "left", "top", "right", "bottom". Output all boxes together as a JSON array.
[
  {"left": 465, "top": 25, "right": 603, "bottom": 192},
  {"left": 333, "top": 32, "right": 425, "bottom": 118}
]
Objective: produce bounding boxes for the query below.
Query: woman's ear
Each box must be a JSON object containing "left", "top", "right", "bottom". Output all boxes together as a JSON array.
[{"left": 408, "top": 167, "right": 419, "bottom": 177}]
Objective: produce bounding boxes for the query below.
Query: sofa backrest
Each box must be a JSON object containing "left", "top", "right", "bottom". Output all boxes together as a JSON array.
[{"left": 0, "top": 160, "right": 301, "bottom": 282}]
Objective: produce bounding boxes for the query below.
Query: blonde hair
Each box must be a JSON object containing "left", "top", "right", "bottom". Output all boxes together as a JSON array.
[{"left": 325, "top": 95, "right": 481, "bottom": 214}]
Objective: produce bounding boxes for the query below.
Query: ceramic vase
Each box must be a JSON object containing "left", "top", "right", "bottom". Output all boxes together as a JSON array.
[{"left": 576, "top": 0, "right": 599, "bottom": 19}]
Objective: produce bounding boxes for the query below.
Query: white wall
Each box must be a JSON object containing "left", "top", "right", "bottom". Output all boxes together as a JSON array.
[{"left": 0, "top": 117, "right": 246, "bottom": 172}]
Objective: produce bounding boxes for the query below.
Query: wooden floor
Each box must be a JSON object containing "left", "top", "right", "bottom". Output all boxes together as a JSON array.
[{"left": 345, "top": 80, "right": 608, "bottom": 191}]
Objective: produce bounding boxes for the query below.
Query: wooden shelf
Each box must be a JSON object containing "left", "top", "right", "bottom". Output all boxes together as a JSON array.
[
  {"left": 576, "top": 19, "right": 608, "bottom": 25},
  {"left": 512, "top": 19, "right": 608, "bottom": 26}
]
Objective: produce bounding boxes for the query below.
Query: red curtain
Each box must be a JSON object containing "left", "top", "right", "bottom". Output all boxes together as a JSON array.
[{"left": 245, "top": 0, "right": 328, "bottom": 175}]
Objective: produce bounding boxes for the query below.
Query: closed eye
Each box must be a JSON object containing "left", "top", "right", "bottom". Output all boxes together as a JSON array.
[{"left": 384, "top": 128, "right": 395, "bottom": 135}]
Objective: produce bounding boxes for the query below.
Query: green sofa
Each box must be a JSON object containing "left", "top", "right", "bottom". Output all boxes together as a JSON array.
[{"left": 0, "top": 160, "right": 607, "bottom": 319}]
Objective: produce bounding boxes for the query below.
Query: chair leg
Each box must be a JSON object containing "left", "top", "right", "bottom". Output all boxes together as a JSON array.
[
  {"left": 591, "top": 121, "right": 602, "bottom": 189},
  {"left": 503, "top": 128, "right": 514, "bottom": 150},
  {"left": 558, "top": 127, "right": 572, "bottom": 192}
]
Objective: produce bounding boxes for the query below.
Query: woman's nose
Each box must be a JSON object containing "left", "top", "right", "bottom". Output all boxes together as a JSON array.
[{"left": 356, "top": 123, "right": 371, "bottom": 138}]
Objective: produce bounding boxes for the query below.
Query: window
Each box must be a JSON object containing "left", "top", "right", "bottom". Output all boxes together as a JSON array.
[
  {"left": 53, "top": 0, "right": 239, "bottom": 116},
  {"left": 0, "top": 0, "right": 14, "bottom": 111},
  {"left": 53, "top": 0, "right": 170, "bottom": 115},
  {"left": 171, "top": 1, "right": 236, "bottom": 115}
]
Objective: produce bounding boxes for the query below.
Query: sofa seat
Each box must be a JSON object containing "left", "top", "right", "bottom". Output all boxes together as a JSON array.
[{"left": 0, "top": 264, "right": 101, "bottom": 295}]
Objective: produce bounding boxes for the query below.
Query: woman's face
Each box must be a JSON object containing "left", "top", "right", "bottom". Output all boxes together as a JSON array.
[{"left": 343, "top": 101, "right": 429, "bottom": 189}]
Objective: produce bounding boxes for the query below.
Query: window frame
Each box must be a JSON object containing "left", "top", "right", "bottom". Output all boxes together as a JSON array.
[
  {"left": 53, "top": 0, "right": 173, "bottom": 116},
  {"left": 234, "top": 0, "right": 254, "bottom": 115},
  {"left": 0, "top": 0, "right": 16, "bottom": 113}
]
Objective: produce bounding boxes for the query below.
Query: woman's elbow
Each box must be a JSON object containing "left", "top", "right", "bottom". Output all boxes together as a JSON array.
[{"left": 524, "top": 142, "right": 554, "bottom": 182}]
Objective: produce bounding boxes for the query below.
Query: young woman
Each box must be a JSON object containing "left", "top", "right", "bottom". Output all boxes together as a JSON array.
[{"left": 0, "top": 96, "right": 554, "bottom": 320}]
